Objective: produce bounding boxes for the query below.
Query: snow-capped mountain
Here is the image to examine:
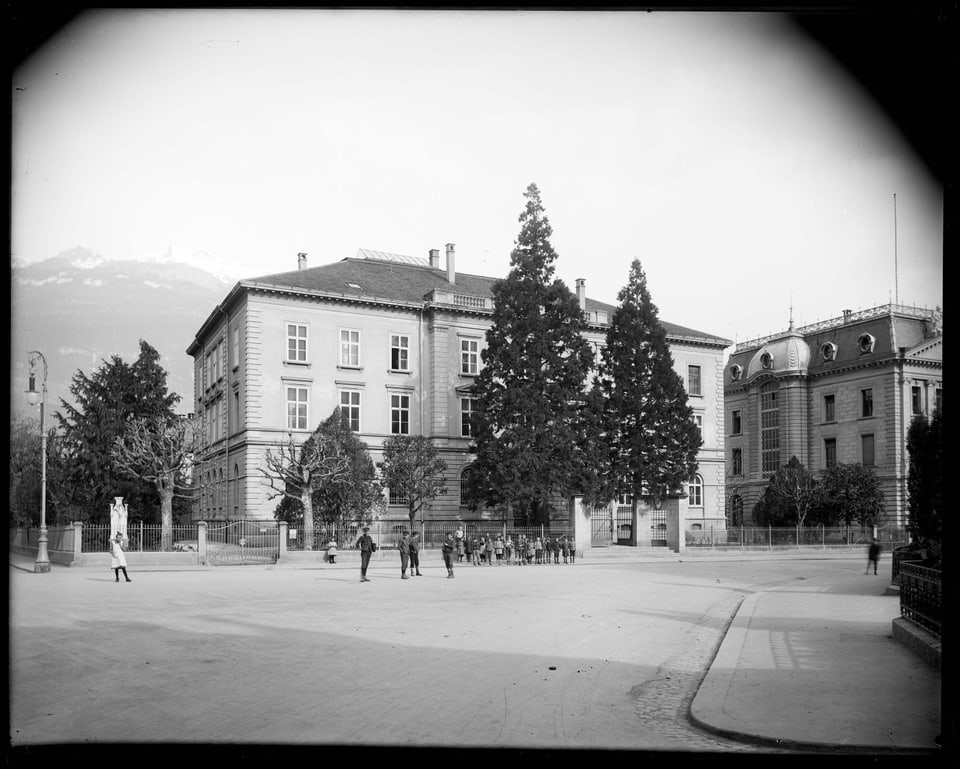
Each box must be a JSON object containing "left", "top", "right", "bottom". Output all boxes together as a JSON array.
[{"left": 10, "top": 246, "right": 237, "bottom": 422}]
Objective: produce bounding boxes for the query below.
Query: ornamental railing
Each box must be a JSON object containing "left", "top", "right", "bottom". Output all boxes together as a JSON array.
[{"left": 899, "top": 562, "right": 941, "bottom": 637}]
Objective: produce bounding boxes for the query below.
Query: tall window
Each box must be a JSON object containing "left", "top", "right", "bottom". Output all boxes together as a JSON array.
[
  {"left": 461, "top": 339, "right": 479, "bottom": 375},
  {"left": 861, "top": 388, "right": 874, "bottom": 418},
  {"left": 861, "top": 434, "right": 875, "bottom": 466},
  {"left": 340, "top": 329, "right": 360, "bottom": 367},
  {"left": 912, "top": 385, "right": 923, "bottom": 415},
  {"left": 460, "top": 398, "right": 474, "bottom": 437},
  {"left": 286, "top": 386, "right": 308, "bottom": 430},
  {"left": 823, "top": 393, "right": 835, "bottom": 423},
  {"left": 732, "top": 447, "right": 743, "bottom": 476},
  {"left": 390, "top": 393, "right": 410, "bottom": 434},
  {"left": 232, "top": 327, "right": 240, "bottom": 369},
  {"left": 824, "top": 438, "right": 837, "bottom": 468},
  {"left": 390, "top": 334, "right": 410, "bottom": 371},
  {"left": 339, "top": 390, "right": 361, "bottom": 431},
  {"left": 688, "top": 474, "right": 703, "bottom": 507},
  {"left": 287, "top": 324, "right": 307, "bottom": 363},
  {"left": 687, "top": 365, "right": 702, "bottom": 396},
  {"left": 389, "top": 486, "right": 408, "bottom": 505},
  {"left": 460, "top": 466, "right": 474, "bottom": 506},
  {"left": 731, "top": 409, "right": 742, "bottom": 435},
  {"left": 760, "top": 382, "right": 780, "bottom": 473},
  {"left": 693, "top": 413, "right": 703, "bottom": 440}
]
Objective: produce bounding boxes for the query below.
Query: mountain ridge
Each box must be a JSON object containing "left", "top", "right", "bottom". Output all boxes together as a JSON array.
[{"left": 11, "top": 247, "right": 235, "bottom": 422}]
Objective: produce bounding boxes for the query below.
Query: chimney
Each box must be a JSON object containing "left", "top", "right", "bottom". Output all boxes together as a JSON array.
[
  {"left": 576, "top": 278, "right": 586, "bottom": 311},
  {"left": 297, "top": 252, "right": 308, "bottom": 270},
  {"left": 842, "top": 309, "right": 852, "bottom": 323},
  {"left": 429, "top": 249, "right": 440, "bottom": 269},
  {"left": 445, "top": 243, "right": 456, "bottom": 285}
]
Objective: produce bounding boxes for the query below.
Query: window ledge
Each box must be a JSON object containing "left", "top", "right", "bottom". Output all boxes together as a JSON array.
[{"left": 283, "top": 360, "right": 310, "bottom": 367}]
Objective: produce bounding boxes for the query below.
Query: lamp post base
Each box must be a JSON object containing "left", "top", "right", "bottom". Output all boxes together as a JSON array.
[{"left": 35, "top": 530, "right": 51, "bottom": 573}]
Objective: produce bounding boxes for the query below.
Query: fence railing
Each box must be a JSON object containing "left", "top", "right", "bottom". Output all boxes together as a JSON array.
[
  {"left": 685, "top": 525, "right": 908, "bottom": 550},
  {"left": 283, "top": 520, "right": 575, "bottom": 551},
  {"left": 82, "top": 523, "right": 200, "bottom": 553},
  {"left": 899, "top": 562, "right": 941, "bottom": 637}
]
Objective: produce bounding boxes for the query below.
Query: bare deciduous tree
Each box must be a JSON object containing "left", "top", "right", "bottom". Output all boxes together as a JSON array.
[{"left": 112, "top": 415, "right": 199, "bottom": 550}]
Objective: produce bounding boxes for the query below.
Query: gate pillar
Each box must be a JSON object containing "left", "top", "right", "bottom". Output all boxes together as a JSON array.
[{"left": 197, "top": 521, "right": 207, "bottom": 562}]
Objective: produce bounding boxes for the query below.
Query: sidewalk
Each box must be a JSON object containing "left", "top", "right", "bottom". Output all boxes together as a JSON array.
[{"left": 9, "top": 549, "right": 945, "bottom": 754}]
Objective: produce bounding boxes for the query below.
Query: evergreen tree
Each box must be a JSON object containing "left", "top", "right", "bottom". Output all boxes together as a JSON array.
[
  {"left": 467, "top": 183, "right": 595, "bottom": 525},
  {"left": 378, "top": 434, "right": 448, "bottom": 525},
  {"left": 592, "top": 259, "right": 701, "bottom": 537},
  {"left": 52, "top": 340, "right": 180, "bottom": 522}
]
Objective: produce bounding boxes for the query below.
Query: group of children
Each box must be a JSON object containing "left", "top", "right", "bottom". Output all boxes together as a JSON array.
[{"left": 453, "top": 529, "right": 576, "bottom": 565}]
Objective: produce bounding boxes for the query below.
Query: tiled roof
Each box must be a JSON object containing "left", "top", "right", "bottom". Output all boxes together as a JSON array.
[{"left": 244, "top": 253, "right": 731, "bottom": 344}]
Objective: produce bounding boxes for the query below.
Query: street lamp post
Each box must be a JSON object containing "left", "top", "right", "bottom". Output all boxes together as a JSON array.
[{"left": 25, "top": 351, "right": 51, "bottom": 573}]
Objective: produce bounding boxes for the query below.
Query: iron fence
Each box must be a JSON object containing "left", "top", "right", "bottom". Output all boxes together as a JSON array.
[
  {"left": 685, "top": 525, "right": 908, "bottom": 549},
  {"left": 81, "top": 523, "right": 200, "bottom": 553},
  {"left": 899, "top": 562, "right": 941, "bottom": 637}
]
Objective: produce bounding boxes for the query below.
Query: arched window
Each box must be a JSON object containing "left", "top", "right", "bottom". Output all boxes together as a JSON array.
[
  {"left": 820, "top": 341, "right": 837, "bottom": 361},
  {"left": 858, "top": 333, "right": 875, "bottom": 353},
  {"left": 760, "top": 351, "right": 774, "bottom": 369},
  {"left": 688, "top": 474, "right": 703, "bottom": 507},
  {"left": 460, "top": 466, "right": 474, "bottom": 506},
  {"left": 729, "top": 364, "right": 743, "bottom": 381}
]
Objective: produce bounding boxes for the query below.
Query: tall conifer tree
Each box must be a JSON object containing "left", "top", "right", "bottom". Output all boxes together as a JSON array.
[
  {"left": 467, "top": 184, "right": 594, "bottom": 525},
  {"left": 52, "top": 340, "right": 180, "bottom": 522},
  {"left": 594, "top": 260, "right": 701, "bottom": 537}
]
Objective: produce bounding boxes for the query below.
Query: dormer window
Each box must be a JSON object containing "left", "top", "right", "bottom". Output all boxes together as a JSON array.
[
  {"left": 760, "top": 351, "right": 773, "bottom": 370},
  {"left": 729, "top": 364, "right": 743, "bottom": 381},
  {"left": 821, "top": 342, "right": 837, "bottom": 361},
  {"left": 858, "top": 333, "right": 875, "bottom": 354}
]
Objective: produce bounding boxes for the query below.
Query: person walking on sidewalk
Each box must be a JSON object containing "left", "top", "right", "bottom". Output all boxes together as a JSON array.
[
  {"left": 110, "top": 532, "right": 132, "bottom": 582},
  {"left": 398, "top": 530, "right": 411, "bottom": 579},
  {"left": 866, "top": 537, "right": 882, "bottom": 575},
  {"left": 408, "top": 530, "right": 422, "bottom": 576},
  {"left": 442, "top": 532, "right": 456, "bottom": 578},
  {"left": 356, "top": 526, "right": 375, "bottom": 582}
]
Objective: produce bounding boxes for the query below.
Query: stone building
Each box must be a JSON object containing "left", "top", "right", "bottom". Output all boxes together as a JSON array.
[
  {"left": 186, "top": 247, "right": 731, "bottom": 536},
  {"left": 724, "top": 304, "right": 942, "bottom": 528}
]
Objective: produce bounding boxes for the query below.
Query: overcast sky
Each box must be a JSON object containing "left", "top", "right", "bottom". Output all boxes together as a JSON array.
[{"left": 11, "top": 9, "right": 944, "bottom": 346}]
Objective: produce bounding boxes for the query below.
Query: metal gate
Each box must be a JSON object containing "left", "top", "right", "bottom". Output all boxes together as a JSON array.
[
  {"left": 206, "top": 520, "right": 279, "bottom": 565},
  {"left": 590, "top": 503, "right": 614, "bottom": 547},
  {"left": 649, "top": 509, "right": 667, "bottom": 546}
]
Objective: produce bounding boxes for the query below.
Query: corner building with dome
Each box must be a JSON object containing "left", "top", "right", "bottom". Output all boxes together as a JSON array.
[{"left": 723, "top": 304, "right": 942, "bottom": 528}]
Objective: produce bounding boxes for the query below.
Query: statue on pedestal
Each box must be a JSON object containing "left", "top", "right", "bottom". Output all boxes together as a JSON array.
[{"left": 110, "top": 497, "right": 128, "bottom": 542}]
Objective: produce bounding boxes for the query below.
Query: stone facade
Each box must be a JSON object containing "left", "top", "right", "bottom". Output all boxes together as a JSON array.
[
  {"left": 187, "top": 248, "right": 732, "bottom": 530},
  {"left": 724, "top": 305, "right": 942, "bottom": 527}
]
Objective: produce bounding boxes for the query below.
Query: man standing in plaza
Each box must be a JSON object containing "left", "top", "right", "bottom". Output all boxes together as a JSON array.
[
  {"left": 399, "top": 530, "right": 411, "bottom": 579},
  {"left": 442, "top": 532, "right": 456, "bottom": 578},
  {"left": 356, "top": 526, "right": 375, "bottom": 582},
  {"left": 408, "top": 529, "right": 422, "bottom": 576}
]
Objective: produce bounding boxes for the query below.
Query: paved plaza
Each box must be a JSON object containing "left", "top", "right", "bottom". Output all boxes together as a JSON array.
[{"left": 8, "top": 549, "right": 945, "bottom": 756}]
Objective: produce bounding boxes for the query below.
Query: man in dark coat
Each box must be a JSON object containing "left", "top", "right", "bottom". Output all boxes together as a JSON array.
[
  {"left": 408, "top": 530, "right": 422, "bottom": 576},
  {"left": 442, "top": 533, "right": 456, "bottom": 579},
  {"left": 356, "top": 526, "right": 374, "bottom": 582},
  {"left": 398, "top": 530, "right": 411, "bottom": 579}
]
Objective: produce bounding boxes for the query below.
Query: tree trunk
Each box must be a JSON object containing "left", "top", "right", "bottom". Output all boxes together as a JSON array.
[
  {"left": 302, "top": 486, "right": 315, "bottom": 550},
  {"left": 159, "top": 480, "right": 174, "bottom": 551}
]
